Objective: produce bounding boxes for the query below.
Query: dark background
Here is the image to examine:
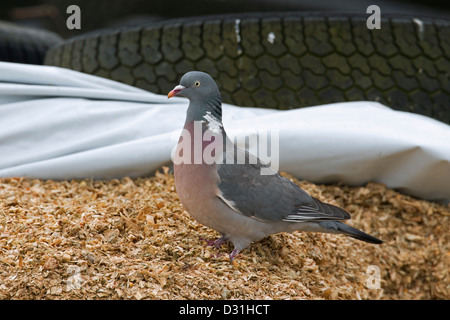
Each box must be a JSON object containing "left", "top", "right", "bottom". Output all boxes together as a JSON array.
[{"left": 1, "top": 0, "right": 449, "bottom": 38}]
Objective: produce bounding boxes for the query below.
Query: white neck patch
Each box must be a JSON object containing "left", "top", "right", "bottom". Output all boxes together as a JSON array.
[{"left": 203, "top": 111, "right": 222, "bottom": 134}]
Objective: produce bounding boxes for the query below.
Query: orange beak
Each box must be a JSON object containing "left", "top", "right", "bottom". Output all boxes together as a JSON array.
[{"left": 168, "top": 85, "right": 185, "bottom": 99}]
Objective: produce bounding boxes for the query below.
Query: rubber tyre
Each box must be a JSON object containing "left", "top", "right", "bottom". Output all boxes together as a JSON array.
[
  {"left": 0, "top": 21, "right": 62, "bottom": 65},
  {"left": 44, "top": 12, "right": 450, "bottom": 124}
]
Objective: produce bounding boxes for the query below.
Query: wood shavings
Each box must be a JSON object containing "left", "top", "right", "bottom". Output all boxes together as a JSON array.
[{"left": 0, "top": 169, "right": 448, "bottom": 299}]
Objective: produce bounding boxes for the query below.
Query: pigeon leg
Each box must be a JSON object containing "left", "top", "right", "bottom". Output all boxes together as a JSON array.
[
  {"left": 229, "top": 248, "right": 240, "bottom": 262},
  {"left": 200, "top": 235, "right": 228, "bottom": 249}
]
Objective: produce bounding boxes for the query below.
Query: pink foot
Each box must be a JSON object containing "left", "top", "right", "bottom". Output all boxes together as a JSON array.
[
  {"left": 229, "top": 249, "right": 240, "bottom": 262},
  {"left": 199, "top": 235, "right": 227, "bottom": 249}
]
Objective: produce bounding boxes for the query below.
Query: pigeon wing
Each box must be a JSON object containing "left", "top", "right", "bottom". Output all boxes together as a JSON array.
[{"left": 216, "top": 147, "right": 350, "bottom": 223}]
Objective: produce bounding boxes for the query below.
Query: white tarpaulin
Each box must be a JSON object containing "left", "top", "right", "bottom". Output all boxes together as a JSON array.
[{"left": 0, "top": 61, "right": 449, "bottom": 203}]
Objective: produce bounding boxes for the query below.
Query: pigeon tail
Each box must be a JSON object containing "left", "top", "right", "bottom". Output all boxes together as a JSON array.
[
  {"left": 316, "top": 220, "right": 383, "bottom": 244},
  {"left": 332, "top": 221, "right": 383, "bottom": 244}
]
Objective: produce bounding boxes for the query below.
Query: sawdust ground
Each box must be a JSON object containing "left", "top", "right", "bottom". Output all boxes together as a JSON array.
[{"left": 0, "top": 167, "right": 448, "bottom": 300}]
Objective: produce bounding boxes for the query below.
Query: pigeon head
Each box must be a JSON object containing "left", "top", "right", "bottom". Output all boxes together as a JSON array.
[
  {"left": 168, "top": 71, "right": 222, "bottom": 122},
  {"left": 168, "top": 71, "right": 221, "bottom": 102}
]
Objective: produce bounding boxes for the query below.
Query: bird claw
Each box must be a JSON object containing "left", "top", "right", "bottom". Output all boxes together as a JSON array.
[
  {"left": 199, "top": 236, "right": 240, "bottom": 263},
  {"left": 199, "top": 235, "right": 227, "bottom": 249},
  {"left": 229, "top": 249, "right": 240, "bottom": 262}
]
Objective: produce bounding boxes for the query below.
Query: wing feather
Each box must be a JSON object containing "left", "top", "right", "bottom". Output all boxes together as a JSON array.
[{"left": 216, "top": 146, "right": 350, "bottom": 223}]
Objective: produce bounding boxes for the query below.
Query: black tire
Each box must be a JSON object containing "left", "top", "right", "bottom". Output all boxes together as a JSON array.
[
  {"left": 44, "top": 12, "right": 450, "bottom": 123},
  {"left": 0, "top": 21, "right": 62, "bottom": 65}
]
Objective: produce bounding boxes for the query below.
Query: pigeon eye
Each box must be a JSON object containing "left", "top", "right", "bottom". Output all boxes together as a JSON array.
[{"left": 194, "top": 81, "right": 201, "bottom": 87}]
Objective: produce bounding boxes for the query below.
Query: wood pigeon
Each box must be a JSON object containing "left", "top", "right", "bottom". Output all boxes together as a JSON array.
[{"left": 168, "top": 71, "right": 382, "bottom": 262}]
